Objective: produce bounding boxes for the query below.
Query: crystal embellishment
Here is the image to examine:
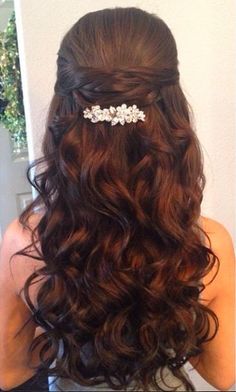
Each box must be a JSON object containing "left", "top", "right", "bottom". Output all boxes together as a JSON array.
[{"left": 83, "top": 104, "right": 145, "bottom": 126}]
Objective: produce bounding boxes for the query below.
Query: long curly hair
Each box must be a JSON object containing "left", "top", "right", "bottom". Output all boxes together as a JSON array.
[{"left": 15, "top": 7, "right": 219, "bottom": 391}]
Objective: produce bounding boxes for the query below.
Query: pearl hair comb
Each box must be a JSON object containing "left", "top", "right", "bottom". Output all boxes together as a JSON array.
[{"left": 83, "top": 104, "right": 145, "bottom": 126}]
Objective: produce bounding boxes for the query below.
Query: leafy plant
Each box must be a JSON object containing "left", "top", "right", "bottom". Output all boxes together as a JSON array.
[{"left": 0, "top": 11, "right": 26, "bottom": 150}]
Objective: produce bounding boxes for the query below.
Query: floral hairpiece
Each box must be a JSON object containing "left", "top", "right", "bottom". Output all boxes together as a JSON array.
[{"left": 83, "top": 104, "right": 145, "bottom": 126}]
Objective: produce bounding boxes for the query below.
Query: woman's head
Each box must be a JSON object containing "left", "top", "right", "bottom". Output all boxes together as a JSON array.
[
  {"left": 44, "top": 7, "right": 196, "bottom": 214},
  {"left": 53, "top": 7, "right": 179, "bottom": 107},
  {"left": 59, "top": 7, "right": 178, "bottom": 68},
  {"left": 17, "top": 7, "right": 219, "bottom": 392}
]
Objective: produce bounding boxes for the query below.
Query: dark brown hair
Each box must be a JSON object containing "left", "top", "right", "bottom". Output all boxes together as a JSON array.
[{"left": 15, "top": 7, "right": 219, "bottom": 391}]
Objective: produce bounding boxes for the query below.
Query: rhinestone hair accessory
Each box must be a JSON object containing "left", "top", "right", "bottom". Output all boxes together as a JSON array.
[{"left": 83, "top": 104, "right": 145, "bottom": 126}]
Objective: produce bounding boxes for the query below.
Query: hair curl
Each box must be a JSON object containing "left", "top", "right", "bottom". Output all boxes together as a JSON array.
[{"left": 14, "top": 7, "right": 219, "bottom": 391}]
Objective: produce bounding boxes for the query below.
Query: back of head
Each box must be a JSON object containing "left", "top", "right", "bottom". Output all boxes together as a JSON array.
[
  {"left": 54, "top": 7, "right": 179, "bottom": 106},
  {"left": 18, "top": 7, "right": 219, "bottom": 392}
]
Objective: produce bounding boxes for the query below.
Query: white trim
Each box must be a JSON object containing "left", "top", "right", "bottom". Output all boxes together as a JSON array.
[
  {"left": 14, "top": 0, "right": 37, "bottom": 201},
  {"left": 14, "top": 0, "right": 35, "bottom": 164}
]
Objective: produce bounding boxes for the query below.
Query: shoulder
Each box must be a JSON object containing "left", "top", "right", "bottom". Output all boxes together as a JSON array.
[
  {"left": 200, "top": 215, "right": 234, "bottom": 249},
  {"left": 0, "top": 213, "right": 45, "bottom": 298},
  {"left": 199, "top": 215, "right": 235, "bottom": 302},
  {"left": 0, "top": 212, "right": 44, "bottom": 259},
  {"left": 1, "top": 213, "right": 42, "bottom": 246}
]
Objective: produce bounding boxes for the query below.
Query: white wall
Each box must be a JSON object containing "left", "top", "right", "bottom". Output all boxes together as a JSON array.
[{"left": 14, "top": 1, "right": 235, "bottom": 390}]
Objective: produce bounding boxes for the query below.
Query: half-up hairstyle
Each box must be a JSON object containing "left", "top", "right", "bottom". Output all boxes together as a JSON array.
[{"left": 15, "top": 7, "right": 219, "bottom": 391}]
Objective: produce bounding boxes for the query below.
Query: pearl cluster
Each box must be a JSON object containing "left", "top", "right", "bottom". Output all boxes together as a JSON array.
[{"left": 83, "top": 103, "right": 146, "bottom": 126}]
